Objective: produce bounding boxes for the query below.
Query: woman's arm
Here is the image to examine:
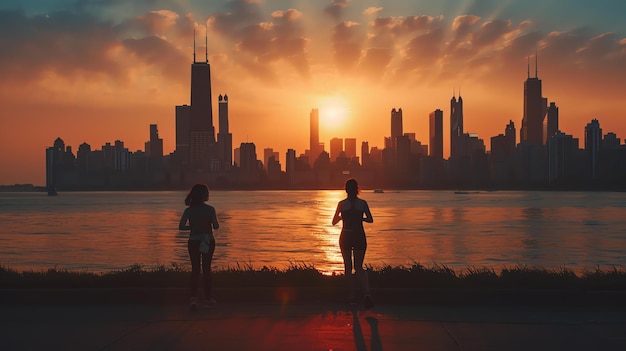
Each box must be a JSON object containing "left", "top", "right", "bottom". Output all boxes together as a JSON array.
[
  {"left": 331, "top": 202, "right": 342, "bottom": 225},
  {"left": 362, "top": 200, "right": 373, "bottom": 223},
  {"left": 178, "top": 209, "right": 190, "bottom": 230},
  {"left": 211, "top": 207, "right": 220, "bottom": 230}
]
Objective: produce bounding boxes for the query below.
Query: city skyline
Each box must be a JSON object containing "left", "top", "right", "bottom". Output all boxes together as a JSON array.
[{"left": 2, "top": 0, "right": 626, "bottom": 185}]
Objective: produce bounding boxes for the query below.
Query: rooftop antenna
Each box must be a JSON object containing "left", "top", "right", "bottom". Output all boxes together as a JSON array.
[
  {"left": 535, "top": 48, "right": 538, "bottom": 78},
  {"left": 527, "top": 56, "right": 530, "bottom": 79},
  {"left": 205, "top": 30, "right": 208, "bottom": 63},
  {"left": 193, "top": 28, "right": 196, "bottom": 63}
]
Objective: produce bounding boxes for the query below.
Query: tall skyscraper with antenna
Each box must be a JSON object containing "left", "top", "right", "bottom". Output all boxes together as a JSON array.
[
  {"left": 189, "top": 31, "right": 216, "bottom": 172},
  {"left": 521, "top": 55, "right": 548, "bottom": 145}
]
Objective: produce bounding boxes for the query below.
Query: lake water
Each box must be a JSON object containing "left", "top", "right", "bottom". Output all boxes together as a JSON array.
[{"left": 0, "top": 190, "right": 625, "bottom": 275}]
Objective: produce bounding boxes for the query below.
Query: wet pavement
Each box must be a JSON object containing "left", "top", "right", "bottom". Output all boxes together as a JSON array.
[{"left": 2, "top": 288, "right": 626, "bottom": 350}]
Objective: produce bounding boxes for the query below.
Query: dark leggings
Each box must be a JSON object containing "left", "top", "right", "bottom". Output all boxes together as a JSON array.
[{"left": 187, "top": 239, "right": 216, "bottom": 299}]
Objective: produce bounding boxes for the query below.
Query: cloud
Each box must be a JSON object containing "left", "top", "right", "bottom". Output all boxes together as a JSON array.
[
  {"left": 208, "top": 3, "right": 311, "bottom": 81},
  {"left": 0, "top": 7, "right": 204, "bottom": 106},
  {"left": 207, "top": 0, "right": 263, "bottom": 36},
  {"left": 323, "top": 0, "right": 350, "bottom": 22},
  {"left": 538, "top": 30, "right": 626, "bottom": 86},
  {"left": 358, "top": 47, "right": 393, "bottom": 79},
  {"left": 0, "top": 9, "right": 124, "bottom": 84},
  {"left": 363, "top": 7, "right": 382, "bottom": 16},
  {"left": 332, "top": 21, "right": 363, "bottom": 72},
  {"left": 121, "top": 35, "right": 188, "bottom": 81},
  {"left": 119, "top": 9, "right": 195, "bottom": 40},
  {"left": 401, "top": 26, "right": 446, "bottom": 70}
]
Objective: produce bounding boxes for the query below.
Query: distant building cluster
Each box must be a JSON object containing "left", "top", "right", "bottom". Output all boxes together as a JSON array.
[{"left": 46, "top": 54, "right": 626, "bottom": 191}]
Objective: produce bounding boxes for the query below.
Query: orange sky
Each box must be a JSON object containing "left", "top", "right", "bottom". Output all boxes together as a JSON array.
[{"left": 1, "top": 1, "right": 625, "bottom": 185}]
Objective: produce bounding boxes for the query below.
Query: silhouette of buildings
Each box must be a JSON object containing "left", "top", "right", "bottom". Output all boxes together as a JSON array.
[{"left": 43, "top": 53, "right": 626, "bottom": 191}]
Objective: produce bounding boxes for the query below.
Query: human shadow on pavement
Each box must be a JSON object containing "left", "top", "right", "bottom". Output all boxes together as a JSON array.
[{"left": 350, "top": 307, "right": 383, "bottom": 351}]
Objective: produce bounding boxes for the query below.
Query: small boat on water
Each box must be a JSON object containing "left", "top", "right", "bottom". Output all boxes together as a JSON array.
[{"left": 373, "top": 189, "right": 384, "bottom": 193}]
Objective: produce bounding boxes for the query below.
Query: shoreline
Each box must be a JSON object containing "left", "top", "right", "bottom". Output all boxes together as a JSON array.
[{"left": 3, "top": 264, "right": 625, "bottom": 292}]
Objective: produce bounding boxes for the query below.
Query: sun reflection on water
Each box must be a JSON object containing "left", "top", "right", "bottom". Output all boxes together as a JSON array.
[{"left": 311, "top": 190, "right": 345, "bottom": 275}]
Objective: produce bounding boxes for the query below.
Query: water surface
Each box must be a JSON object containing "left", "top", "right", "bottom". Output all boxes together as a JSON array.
[{"left": 0, "top": 190, "right": 624, "bottom": 274}]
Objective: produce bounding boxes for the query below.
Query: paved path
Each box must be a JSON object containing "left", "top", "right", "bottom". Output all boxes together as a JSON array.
[{"left": 2, "top": 300, "right": 626, "bottom": 350}]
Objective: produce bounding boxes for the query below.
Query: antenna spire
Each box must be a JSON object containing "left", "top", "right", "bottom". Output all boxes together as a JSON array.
[
  {"left": 205, "top": 30, "right": 208, "bottom": 63},
  {"left": 527, "top": 56, "right": 530, "bottom": 79},
  {"left": 193, "top": 28, "right": 196, "bottom": 63},
  {"left": 535, "top": 49, "right": 538, "bottom": 78}
]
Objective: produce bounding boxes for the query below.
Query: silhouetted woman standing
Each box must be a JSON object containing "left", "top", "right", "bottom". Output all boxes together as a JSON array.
[
  {"left": 179, "top": 184, "right": 219, "bottom": 311},
  {"left": 332, "top": 178, "right": 375, "bottom": 308}
]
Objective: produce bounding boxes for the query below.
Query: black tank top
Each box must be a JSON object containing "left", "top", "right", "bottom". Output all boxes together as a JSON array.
[{"left": 342, "top": 198, "right": 364, "bottom": 232}]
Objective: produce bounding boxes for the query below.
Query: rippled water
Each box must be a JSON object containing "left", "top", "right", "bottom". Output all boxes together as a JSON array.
[{"left": 1, "top": 190, "right": 625, "bottom": 274}]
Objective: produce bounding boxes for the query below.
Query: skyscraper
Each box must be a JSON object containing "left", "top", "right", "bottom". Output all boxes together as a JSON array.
[
  {"left": 330, "top": 138, "right": 343, "bottom": 162},
  {"left": 309, "top": 108, "right": 320, "bottom": 166},
  {"left": 263, "top": 147, "right": 279, "bottom": 170},
  {"left": 521, "top": 56, "right": 548, "bottom": 145},
  {"left": 450, "top": 93, "right": 463, "bottom": 159},
  {"left": 146, "top": 124, "right": 163, "bottom": 160},
  {"left": 175, "top": 105, "right": 191, "bottom": 166},
  {"left": 239, "top": 142, "right": 257, "bottom": 172},
  {"left": 505, "top": 120, "right": 516, "bottom": 154},
  {"left": 189, "top": 33, "right": 216, "bottom": 172},
  {"left": 585, "top": 119, "right": 602, "bottom": 179},
  {"left": 391, "top": 108, "right": 403, "bottom": 142},
  {"left": 344, "top": 138, "right": 357, "bottom": 159},
  {"left": 429, "top": 109, "right": 443, "bottom": 160},
  {"left": 546, "top": 102, "right": 559, "bottom": 140},
  {"left": 286, "top": 148, "right": 296, "bottom": 183},
  {"left": 217, "top": 94, "right": 232, "bottom": 171},
  {"left": 361, "top": 141, "right": 370, "bottom": 167}
]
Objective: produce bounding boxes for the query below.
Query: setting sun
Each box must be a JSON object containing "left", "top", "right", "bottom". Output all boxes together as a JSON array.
[{"left": 319, "top": 96, "right": 349, "bottom": 131}]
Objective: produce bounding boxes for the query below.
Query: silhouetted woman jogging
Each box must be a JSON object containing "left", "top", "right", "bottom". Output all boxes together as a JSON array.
[
  {"left": 179, "top": 183, "right": 219, "bottom": 311},
  {"left": 332, "top": 178, "right": 375, "bottom": 308}
]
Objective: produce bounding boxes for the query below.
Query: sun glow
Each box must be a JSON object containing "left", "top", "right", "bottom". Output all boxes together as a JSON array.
[{"left": 319, "top": 96, "right": 349, "bottom": 130}]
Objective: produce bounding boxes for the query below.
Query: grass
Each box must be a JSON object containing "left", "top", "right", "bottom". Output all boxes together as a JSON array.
[{"left": 1, "top": 262, "right": 625, "bottom": 291}]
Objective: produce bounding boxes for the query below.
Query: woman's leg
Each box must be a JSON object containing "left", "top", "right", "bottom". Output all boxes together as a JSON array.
[
  {"left": 353, "top": 249, "right": 371, "bottom": 296},
  {"left": 188, "top": 240, "right": 201, "bottom": 298},
  {"left": 340, "top": 240, "right": 356, "bottom": 300},
  {"left": 201, "top": 240, "right": 216, "bottom": 300}
]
